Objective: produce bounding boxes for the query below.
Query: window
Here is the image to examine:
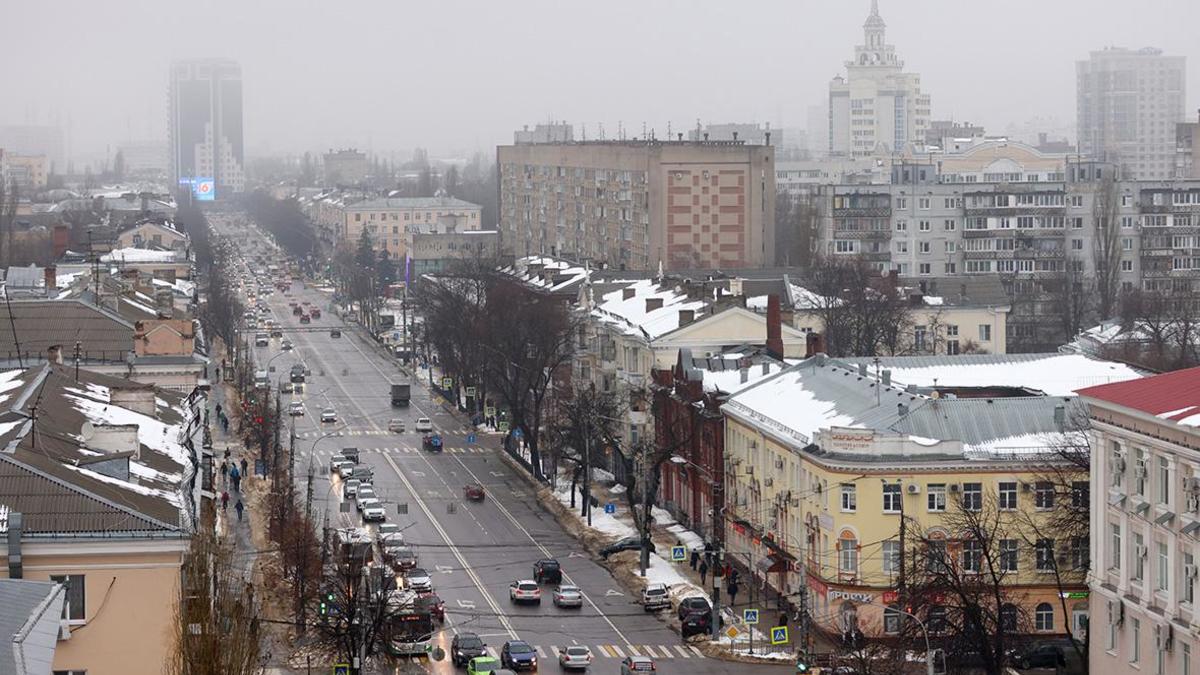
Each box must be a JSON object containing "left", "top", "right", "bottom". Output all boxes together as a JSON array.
[
  {"left": 944, "top": 219, "right": 957, "bottom": 231},
  {"left": 927, "top": 605, "right": 947, "bottom": 633},
  {"left": 896, "top": 197, "right": 908, "bottom": 209},
  {"left": 1071, "top": 238, "right": 1084, "bottom": 250},
  {"left": 1136, "top": 448, "right": 1147, "bottom": 496},
  {"left": 919, "top": 197, "right": 931, "bottom": 210},
  {"left": 1134, "top": 532, "right": 1146, "bottom": 581},
  {"left": 1071, "top": 536, "right": 1089, "bottom": 570},
  {"left": 944, "top": 262, "right": 957, "bottom": 275},
  {"left": 840, "top": 484, "right": 857, "bottom": 512},
  {"left": 839, "top": 536, "right": 859, "bottom": 575},
  {"left": 998, "top": 481, "right": 1017, "bottom": 509},
  {"left": 919, "top": 263, "right": 931, "bottom": 276},
  {"left": 1000, "top": 603, "right": 1019, "bottom": 632},
  {"left": 962, "top": 539, "right": 983, "bottom": 573},
  {"left": 919, "top": 241, "right": 931, "bottom": 253},
  {"left": 1158, "top": 542, "right": 1170, "bottom": 592},
  {"left": 1034, "top": 481, "right": 1055, "bottom": 509},
  {"left": 1122, "top": 259, "right": 1133, "bottom": 272},
  {"left": 834, "top": 240, "right": 858, "bottom": 254},
  {"left": 895, "top": 219, "right": 907, "bottom": 231},
  {"left": 1035, "top": 538, "right": 1055, "bottom": 571},
  {"left": 883, "top": 604, "right": 902, "bottom": 634},
  {"left": 883, "top": 540, "right": 901, "bottom": 573},
  {"left": 1159, "top": 456, "right": 1170, "bottom": 505},
  {"left": 962, "top": 482, "right": 982, "bottom": 511},
  {"left": 882, "top": 483, "right": 902, "bottom": 513},
  {"left": 944, "top": 241, "right": 957, "bottom": 253},
  {"left": 914, "top": 326, "right": 927, "bottom": 351},
  {"left": 1123, "top": 237, "right": 1134, "bottom": 251},
  {"left": 979, "top": 324, "right": 992, "bottom": 342},
  {"left": 926, "top": 540, "right": 947, "bottom": 573},
  {"left": 1035, "top": 603, "right": 1054, "bottom": 631},
  {"left": 1131, "top": 617, "right": 1141, "bottom": 664},
  {"left": 1111, "top": 523, "right": 1122, "bottom": 570},
  {"left": 895, "top": 240, "right": 908, "bottom": 253},
  {"left": 1000, "top": 539, "right": 1018, "bottom": 571},
  {"left": 1185, "top": 551, "right": 1196, "bottom": 604},
  {"left": 50, "top": 574, "right": 85, "bottom": 622},
  {"left": 919, "top": 220, "right": 931, "bottom": 231},
  {"left": 927, "top": 484, "right": 946, "bottom": 511},
  {"left": 1186, "top": 642, "right": 1193, "bottom": 675},
  {"left": 1071, "top": 481, "right": 1089, "bottom": 508}
]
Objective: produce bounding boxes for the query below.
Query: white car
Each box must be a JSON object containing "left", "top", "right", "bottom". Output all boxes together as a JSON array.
[
  {"left": 558, "top": 645, "right": 593, "bottom": 670},
  {"left": 321, "top": 408, "right": 337, "bottom": 423},
  {"left": 405, "top": 567, "right": 433, "bottom": 592},
  {"left": 356, "top": 495, "right": 380, "bottom": 513},
  {"left": 414, "top": 417, "right": 433, "bottom": 433},
  {"left": 288, "top": 401, "right": 304, "bottom": 416},
  {"left": 361, "top": 501, "right": 386, "bottom": 523},
  {"left": 509, "top": 580, "right": 541, "bottom": 604}
]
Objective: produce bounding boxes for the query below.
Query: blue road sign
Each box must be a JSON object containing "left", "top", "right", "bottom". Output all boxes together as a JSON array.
[
  {"left": 467, "top": 433, "right": 477, "bottom": 444},
  {"left": 333, "top": 665, "right": 350, "bottom": 675},
  {"left": 770, "top": 626, "right": 789, "bottom": 644},
  {"left": 744, "top": 608, "right": 760, "bottom": 625},
  {"left": 512, "top": 426, "right": 523, "bottom": 439},
  {"left": 604, "top": 503, "right": 616, "bottom": 514},
  {"left": 671, "top": 545, "right": 686, "bottom": 562}
]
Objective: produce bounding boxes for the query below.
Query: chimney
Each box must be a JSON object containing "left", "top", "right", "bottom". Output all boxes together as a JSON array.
[
  {"left": 766, "top": 294, "right": 783, "bottom": 360},
  {"left": 765, "top": 131, "right": 772, "bottom": 146},
  {"left": 645, "top": 297, "right": 664, "bottom": 312},
  {"left": 881, "top": 370, "right": 892, "bottom": 387},
  {"left": 703, "top": 132, "right": 709, "bottom": 141},
  {"left": 898, "top": 403, "right": 909, "bottom": 417},
  {"left": 622, "top": 287, "right": 636, "bottom": 301},
  {"left": 6, "top": 512, "right": 22, "bottom": 579},
  {"left": 740, "top": 367, "right": 749, "bottom": 384},
  {"left": 761, "top": 362, "right": 770, "bottom": 375},
  {"left": 46, "top": 345, "right": 63, "bottom": 364},
  {"left": 88, "top": 423, "right": 141, "bottom": 458},
  {"left": 52, "top": 225, "right": 70, "bottom": 258},
  {"left": 1054, "top": 404, "right": 1066, "bottom": 427},
  {"left": 858, "top": 363, "right": 868, "bottom": 376},
  {"left": 43, "top": 265, "right": 56, "bottom": 292},
  {"left": 732, "top": 131, "right": 739, "bottom": 142},
  {"left": 805, "top": 332, "right": 825, "bottom": 358},
  {"left": 678, "top": 309, "right": 695, "bottom": 326}
]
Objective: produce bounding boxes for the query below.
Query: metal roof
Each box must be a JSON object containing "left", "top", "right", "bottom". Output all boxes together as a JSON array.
[
  {"left": 0, "top": 579, "right": 64, "bottom": 675},
  {"left": 0, "top": 299, "right": 133, "bottom": 361}
]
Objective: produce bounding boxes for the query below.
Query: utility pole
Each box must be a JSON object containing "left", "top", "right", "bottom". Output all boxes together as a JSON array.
[
  {"left": 711, "top": 546, "right": 722, "bottom": 640},
  {"left": 583, "top": 423, "right": 592, "bottom": 526}
]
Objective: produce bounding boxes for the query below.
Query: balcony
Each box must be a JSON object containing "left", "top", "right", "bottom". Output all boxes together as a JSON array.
[{"left": 832, "top": 206, "right": 891, "bottom": 218}]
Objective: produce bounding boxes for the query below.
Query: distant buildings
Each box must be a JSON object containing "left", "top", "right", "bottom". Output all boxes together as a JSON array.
[
  {"left": 1077, "top": 47, "right": 1186, "bottom": 180},
  {"left": 497, "top": 140, "right": 775, "bottom": 271},
  {"left": 0, "top": 150, "right": 49, "bottom": 190},
  {"left": 117, "top": 140, "right": 169, "bottom": 175},
  {"left": 168, "top": 58, "right": 245, "bottom": 198},
  {"left": 514, "top": 123, "right": 574, "bottom": 144},
  {"left": 322, "top": 148, "right": 369, "bottom": 186},
  {"left": 828, "top": 0, "right": 930, "bottom": 158},
  {"left": 337, "top": 196, "right": 483, "bottom": 261},
  {"left": 0, "top": 124, "right": 64, "bottom": 167},
  {"left": 1176, "top": 112, "right": 1200, "bottom": 180}
]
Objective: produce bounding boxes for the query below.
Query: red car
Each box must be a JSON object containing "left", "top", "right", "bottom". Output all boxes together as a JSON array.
[
  {"left": 464, "top": 483, "right": 485, "bottom": 501},
  {"left": 416, "top": 592, "right": 445, "bottom": 622},
  {"left": 310, "top": 308, "right": 321, "bottom": 319}
]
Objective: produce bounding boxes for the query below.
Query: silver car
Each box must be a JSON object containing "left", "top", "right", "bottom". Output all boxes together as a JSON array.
[
  {"left": 558, "top": 645, "right": 592, "bottom": 670},
  {"left": 405, "top": 567, "right": 433, "bottom": 592},
  {"left": 553, "top": 584, "right": 583, "bottom": 608}
]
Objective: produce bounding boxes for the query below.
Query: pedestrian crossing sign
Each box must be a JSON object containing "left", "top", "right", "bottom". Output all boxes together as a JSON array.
[
  {"left": 442, "top": 377, "right": 453, "bottom": 389},
  {"left": 671, "top": 545, "right": 686, "bottom": 562},
  {"left": 743, "top": 608, "right": 760, "bottom": 625},
  {"left": 466, "top": 387, "right": 476, "bottom": 397},
  {"left": 499, "top": 421, "right": 509, "bottom": 432},
  {"left": 333, "top": 665, "right": 349, "bottom": 675},
  {"left": 770, "top": 626, "right": 789, "bottom": 645},
  {"left": 467, "top": 433, "right": 477, "bottom": 444}
]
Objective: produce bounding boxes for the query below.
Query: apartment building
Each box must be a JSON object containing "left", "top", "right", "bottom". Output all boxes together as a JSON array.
[
  {"left": 1081, "top": 367, "right": 1200, "bottom": 675},
  {"left": 323, "top": 148, "right": 369, "bottom": 185},
  {"left": 497, "top": 140, "right": 775, "bottom": 271},
  {"left": 339, "top": 196, "right": 483, "bottom": 260},
  {"left": 722, "top": 353, "right": 1143, "bottom": 639}
]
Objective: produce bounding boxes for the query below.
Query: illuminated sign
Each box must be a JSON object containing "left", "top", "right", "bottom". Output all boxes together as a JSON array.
[{"left": 193, "top": 177, "right": 215, "bottom": 201}]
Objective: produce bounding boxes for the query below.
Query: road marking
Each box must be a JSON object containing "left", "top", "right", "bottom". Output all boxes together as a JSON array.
[
  {"left": 535, "top": 646, "right": 547, "bottom": 658},
  {"left": 689, "top": 646, "right": 705, "bottom": 658},
  {"left": 381, "top": 453, "right": 517, "bottom": 640},
  {"left": 674, "top": 645, "right": 692, "bottom": 658},
  {"left": 605, "top": 589, "right": 624, "bottom": 597},
  {"left": 456, "top": 599, "right": 475, "bottom": 609},
  {"left": 610, "top": 645, "right": 625, "bottom": 658},
  {"left": 435, "top": 564, "right": 454, "bottom": 574},
  {"left": 453, "top": 456, "right": 632, "bottom": 646},
  {"left": 626, "top": 645, "right": 642, "bottom": 656}
]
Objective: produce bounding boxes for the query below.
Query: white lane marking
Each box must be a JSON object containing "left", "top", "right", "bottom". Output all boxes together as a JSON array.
[
  {"left": 338, "top": 321, "right": 430, "bottom": 419},
  {"left": 626, "top": 645, "right": 642, "bottom": 657},
  {"left": 452, "top": 456, "right": 632, "bottom": 646},
  {"left": 381, "top": 453, "right": 517, "bottom": 640},
  {"left": 674, "top": 645, "right": 692, "bottom": 658},
  {"left": 689, "top": 646, "right": 706, "bottom": 658},
  {"left": 535, "top": 646, "right": 547, "bottom": 658},
  {"left": 611, "top": 645, "right": 626, "bottom": 658}
]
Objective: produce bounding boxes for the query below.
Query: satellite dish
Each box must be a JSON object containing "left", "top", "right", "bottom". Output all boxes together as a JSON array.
[{"left": 80, "top": 422, "right": 95, "bottom": 441}]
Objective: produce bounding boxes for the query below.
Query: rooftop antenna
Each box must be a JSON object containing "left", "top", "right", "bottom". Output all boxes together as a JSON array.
[
  {"left": 667, "top": 120, "right": 672, "bottom": 139},
  {"left": 599, "top": 122, "right": 605, "bottom": 141}
]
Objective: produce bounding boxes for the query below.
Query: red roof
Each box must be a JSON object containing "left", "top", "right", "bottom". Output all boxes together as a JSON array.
[{"left": 1076, "top": 365, "right": 1200, "bottom": 426}]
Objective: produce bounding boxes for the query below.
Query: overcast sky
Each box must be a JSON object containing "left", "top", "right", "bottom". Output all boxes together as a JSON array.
[{"left": 4, "top": 0, "right": 1199, "bottom": 163}]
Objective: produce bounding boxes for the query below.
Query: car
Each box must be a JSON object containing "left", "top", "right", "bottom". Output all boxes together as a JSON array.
[
  {"left": 357, "top": 486, "right": 376, "bottom": 503},
  {"left": 279, "top": 381, "right": 294, "bottom": 394},
  {"left": 599, "top": 536, "right": 655, "bottom": 559},
  {"left": 270, "top": 328, "right": 283, "bottom": 338},
  {"left": 641, "top": 582, "right": 670, "bottom": 611},
  {"left": 387, "top": 418, "right": 405, "bottom": 433},
  {"left": 405, "top": 567, "right": 433, "bottom": 592},
  {"left": 339, "top": 464, "right": 355, "bottom": 480},
  {"left": 292, "top": 305, "right": 303, "bottom": 316},
  {"left": 500, "top": 640, "right": 538, "bottom": 671},
  {"left": 1010, "top": 642, "right": 1066, "bottom": 670},
  {"left": 321, "top": 408, "right": 337, "bottom": 423},
  {"left": 508, "top": 580, "right": 541, "bottom": 604},
  {"left": 677, "top": 596, "right": 712, "bottom": 619},
  {"left": 532, "top": 558, "right": 562, "bottom": 584},
  {"left": 361, "top": 501, "right": 386, "bottom": 522},
  {"left": 301, "top": 301, "right": 310, "bottom": 306},
  {"left": 299, "top": 314, "right": 311, "bottom": 324},
  {"left": 416, "top": 591, "right": 445, "bottom": 622},
  {"left": 340, "top": 447, "right": 360, "bottom": 464},
  {"left": 310, "top": 308, "right": 321, "bottom": 319},
  {"left": 376, "top": 522, "right": 403, "bottom": 542},
  {"left": 557, "top": 645, "right": 592, "bottom": 670},
  {"left": 288, "top": 401, "right": 304, "bottom": 416},
  {"left": 451, "top": 632, "right": 487, "bottom": 667},
  {"left": 620, "top": 656, "right": 655, "bottom": 674},
  {"left": 386, "top": 544, "right": 418, "bottom": 571},
  {"left": 466, "top": 656, "right": 501, "bottom": 675},
  {"left": 329, "top": 457, "right": 351, "bottom": 474},
  {"left": 350, "top": 465, "right": 374, "bottom": 481},
  {"left": 330, "top": 329, "right": 341, "bottom": 338},
  {"left": 464, "top": 482, "right": 485, "bottom": 501},
  {"left": 281, "top": 339, "right": 294, "bottom": 351},
  {"left": 342, "top": 479, "right": 361, "bottom": 500},
  {"left": 552, "top": 585, "right": 583, "bottom": 608},
  {"left": 414, "top": 417, "right": 433, "bottom": 433},
  {"left": 254, "top": 333, "right": 269, "bottom": 346}
]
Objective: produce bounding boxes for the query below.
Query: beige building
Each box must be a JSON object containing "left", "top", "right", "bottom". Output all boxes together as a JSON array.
[
  {"left": 323, "top": 148, "right": 369, "bottom": 185},
  {"left": 497, "top": 140, "right": 775, "bottom": 271},
  {"left": 340, "top": 196, "right": 482, "bottom": 260},
  {"left": 116, "top": 220, "right": 190, "bottom": 251},
  {"left": 0, "top": 150, "right": 49, "bottom": 190}
]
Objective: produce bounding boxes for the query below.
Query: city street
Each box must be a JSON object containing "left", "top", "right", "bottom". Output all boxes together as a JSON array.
[{"left": 228, "top": 231, "right": 796, "bottom": 674}]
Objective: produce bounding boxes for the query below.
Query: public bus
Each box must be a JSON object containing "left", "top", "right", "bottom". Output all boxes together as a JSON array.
[{"left": 385, "top": 590, "right": 435, "bottom": 657}]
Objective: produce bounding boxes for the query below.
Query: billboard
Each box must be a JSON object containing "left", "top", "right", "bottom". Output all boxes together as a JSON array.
[{"left": 193, "top": 177, "right": 215, "bottom": 201}]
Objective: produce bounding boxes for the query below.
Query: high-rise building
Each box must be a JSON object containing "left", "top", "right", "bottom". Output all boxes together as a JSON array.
[
  {"left": 497, "top": 140, "right": 775, "bottom": 271},
  {"left": 322, "top": 149, "right": 369, "bottom": 186},
  {"left": 828, "top": 0, "right": 931, "bottom": 158},
  {"left": 0, "top": 125, "right": 64, "bottom": 167},
  {"left": 1077, "top": 47, "right": 1185, "bottom": 180},
  {"left": 168, "top": 59, "right": 245, "bottom": 199}
]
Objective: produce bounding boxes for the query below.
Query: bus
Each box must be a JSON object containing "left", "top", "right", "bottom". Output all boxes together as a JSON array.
[{"left": 385, "top": 590, "right": 434, "bottom": 657}]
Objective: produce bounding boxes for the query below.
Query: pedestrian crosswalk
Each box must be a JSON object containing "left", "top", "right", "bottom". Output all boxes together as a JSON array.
[
  {"left": 309, "top": 446, "right": 491, "bottom": 458},
  {"left": 472, "top": 644, "right": 706, "bottom": 660},
  {"left": 295, "top": 428, "right": 484, "bottom": 439}
]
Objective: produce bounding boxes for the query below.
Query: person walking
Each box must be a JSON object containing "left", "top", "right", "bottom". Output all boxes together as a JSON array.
[
  {"left": 690, "top": 549, "right": 700, "bottom": 571},
  {"left": 234, "top": 500, "right": 244, "bottom": 521},
  {"left": 727, "top": 581, "right": 739, "bottom": 607},
  {"left": 699, "top": 560, "right": 709, "bottom": 586},
  {"left": 240, "top": 457, "right": 249, "bottom": 479},
  {"left": 221, "top": 491, "right": 229, "bottom": 511},
  {"left": 221, "top": 461, "right": 229, "bottom": 484}
]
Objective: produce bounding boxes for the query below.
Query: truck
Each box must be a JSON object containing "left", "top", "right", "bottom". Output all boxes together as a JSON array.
[{"left": 391, "top": 382, "right": 411, "bottom": 407}]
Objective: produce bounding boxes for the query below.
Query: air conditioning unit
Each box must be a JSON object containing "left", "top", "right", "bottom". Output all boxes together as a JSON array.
[
  {"left": 774, "top": 458, "right": 784, "bottom": 470},
  {"left": 906, "top": 483, "right": 921, "bottom": 495},
  {"left": 1187, "top": 477, "right": 1200, "bottom": 493},
  {"left": 58, "top": 619, "right": 71, "bottom": 641},
  {"left": 1114, "top": 456, "right": 1126, "bottom": 472},
  {"left": 1135, "top": 544, "right": 1148, "bottom": 560},
  {"left": 949, "top": 483, "right": 961, "bottom": 493},
  {"left": 764, "top": 477, "right": 774, "bottom": 487},
  {"left": 1186, "top": 564, "right": 1198, "bottom": 581},
  {"left": 1188, "top": 495, "right": 1200, "bottom": 513}
]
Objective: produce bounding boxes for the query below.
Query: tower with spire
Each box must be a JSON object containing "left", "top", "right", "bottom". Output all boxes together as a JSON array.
[{"left": 828, "top": 0, "right": 931, "bottom": 158}]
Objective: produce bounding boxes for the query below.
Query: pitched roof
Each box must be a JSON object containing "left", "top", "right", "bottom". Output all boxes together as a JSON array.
[
  {"left": 0, "top": 578, "right": 64, "bottom": 675},
  {"left": 1077, "top": 365, "right": 1200, "bottom": 427},
  {"left": 0, "top": 299, "right": 133, "bottom": 360}
]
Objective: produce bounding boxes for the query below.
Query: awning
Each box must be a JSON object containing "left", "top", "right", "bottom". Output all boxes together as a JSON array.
[
  {"left": 1155, "top": 511, "right": 1176, "bottom": 526},
  {"left": 1182, "top": 521, "right": 1200, "bottom": 537},
  {"left": 1108, "top": 493, "right": 1126, "bottom": 507},
  {"left": 1133, "top": 500, "right": 1151, "bottom": 515},
  {"left": 756, "top": 555, "right": 787, "bottom": 574}
]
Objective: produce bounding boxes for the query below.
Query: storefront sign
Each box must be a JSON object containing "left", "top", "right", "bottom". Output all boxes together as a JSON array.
[
  {"left": 1060, "top": 591, "right": 1090, "bottom": 600},
  {"left": 826, "top": 428, "right": 875, "bottom": 452},
  {"left": 829, "top": 590, "right": 875, "bottom": 603},
  {"left": 881, "top": 590, "right": 899, "bottom": 604}
]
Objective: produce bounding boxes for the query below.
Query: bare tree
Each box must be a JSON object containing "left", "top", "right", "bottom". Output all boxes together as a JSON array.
[
  {"left": 806, "top": 256, "right": 913, "bottom": 357},
  {"left": 1091, "top": 177, "right": 1123, "bottom": 321},
  {"left": 546, "top": 383, "right": 625, "bottom": 511},
  {"left": 168, "top": 532, "right": 261, "bottom": 674},
  {"left": 1048, "top": 259, "right": 1093, "bottom": 344}
]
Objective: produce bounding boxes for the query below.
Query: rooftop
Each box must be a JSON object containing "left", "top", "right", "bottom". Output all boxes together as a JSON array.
[
  {"left": 0, "top": 578, "right": 64, "bottom": 675},
  {"left": 344, "top": 196, "right": 481, "bottom": 211},
  {"left": 1077, "top": 365, "right": 1200, "bottom": 427},
  {"left": 0, "top": 298, "right": 134, "bottom": 359},
  {"left": 592, "top": 279, "right": 708, "bottom": 341},
  {"left": 100, "top": 247, "right": 185, "bottom": 264}
]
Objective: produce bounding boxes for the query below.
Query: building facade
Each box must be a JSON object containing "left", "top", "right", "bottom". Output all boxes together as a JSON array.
[
  {"left": 323, "top": 149, "right": 369, "bottom": 186},
  {"left": 828, "top": 0, "right": 931, "bottom": 158},
  {"left": 339, "top": 196, "right": 483, "bottom": 260},
  {"left": 0, "top": 151, "right": 49, "bottom": 190},
  {"left": 168, "top": 58, "right": 245, "bottom": 197},
  {"left": 1077, "top": 47, "right": 1186, "bottom": 180},
  {"left": 497, "top": 140, "right": 775, "bottom": 271},
  {"left": 1080, "top": 367, "right": 1200, "bottom": 675}
]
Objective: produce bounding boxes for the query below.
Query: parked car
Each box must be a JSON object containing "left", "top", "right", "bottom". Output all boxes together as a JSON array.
[
  {"left": 508, "top": 580, "right": 541, "bottom": 604},
  {"left": 299, "top": 314, "right": 311, "bottom": 324},
  {"left": 310, "top": 308, "right": 321, "bottom": 319},
  {"left": 679, "top": 596, "right": 715, "bottom": 637},
  {"left": 532, "top": 558, "right": 562, "bottom": 584},
  {"left": 557, "top": 645, "right": 592, "bottom": 670},
  {"left": 552, "top": 585, "right": 583, "bottom": 608},
  {"left": 1010, "top": 642, "right": 1066, "bottom": 670},
  {"left": 620, "top": 656, "right": 655, "bottom": 674},
  {"left": 641, "top": 582, "right": 670, "bottom": 611},
  {"left": 599, "top": 536, "right": 654, "bottom": 559},
  {"left": 279, "top": 381, "right": 294, "bottom": 394},
  {"left": 500, "top": 640, "right": 538, "bottom": 671},
  {"left": 451, "top": 632, "right": 487, "bottom": 667}
]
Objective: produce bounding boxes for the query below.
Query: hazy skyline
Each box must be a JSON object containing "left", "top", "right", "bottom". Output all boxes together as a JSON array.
[{"left": 4, "top": 0, "right": 1200, "bottom": 163}]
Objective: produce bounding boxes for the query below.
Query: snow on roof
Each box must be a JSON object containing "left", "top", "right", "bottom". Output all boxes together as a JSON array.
[
  {"left": 62, "top": 464, "right": 183, "bottom": 508},
  {"left": 789, "top": 283, "right": 838, "bottom": 309},
  {"left": 923, "top": 295, "right": 944, "bottom": 306},
  {"left": 594, "top": 279, "right": 707, "bottom": 340},
  {"left": 964, "top": 431, "right": 1086, "bottom": 459},
  {"left": 100, "top": 247, "right": 180, "bottom": 264},
  {"left": 844, "top": 353, "right": 1143, "bottom": 396},
  {"left": 121, "top": 296, "right": 157, "bottom": 316},
  {"left": 746, "top": 295, "right": 769, "bottom": 310},
  {"left": 65, "top": 388, "right": 191, "bottom": 466},
  {"left": 697, "top": 360, "right": 787, "bottom": 395},
  {"left": 503, "top": 256, "right": 590, "bottom": 292},
  {"left": 1077, "top": 365, "right": 1200, "bottom": 426},
  {"left": 0, "top": 370, "right": 27, "bottom": 406}
]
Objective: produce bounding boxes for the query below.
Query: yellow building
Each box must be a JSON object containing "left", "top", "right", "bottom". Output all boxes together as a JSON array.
[
  {"left": 722, "top": 353, "right": 1143, "bottom": 640},
  {"left": 339, "top": 196, "right": 482, "bottom": 260}
]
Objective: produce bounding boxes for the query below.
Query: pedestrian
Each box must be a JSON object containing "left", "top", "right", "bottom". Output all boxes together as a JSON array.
[
  {"left": 728, "top": 581, "right": 739, "bottom": 607},
  {"left": 224, "top": 447, "right": 231, "bottom": 461},
  {"left": 690, "top": 549, "right": 700, "bottom": 571},
  {"left": 778, "top": 611, "right": 789, "bottom": 627},
  {"left": 240, "top": 457, "right": 248, "bottom": 477},
  {"left": 221, "top": 461, "right": 229, "bottom": 482},
  {"left": 704, "top": 550, "right": 713, "bottom": 570},
  {"left": 699, "top": 561, "right": 709, "bottom": 586},
  {"left": 215, "top": 402, "right": 223, "bottom": 416},
  {"left": 235, "top": 500, "right": 244, "bottom": 521},
  {"left": 221, "top": 491, "right": 229, "bottom": 510}
]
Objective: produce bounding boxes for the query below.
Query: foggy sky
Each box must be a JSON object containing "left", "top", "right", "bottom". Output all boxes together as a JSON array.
[{"left": 4, "top": 0, "right": 1200, "bottom": 163}]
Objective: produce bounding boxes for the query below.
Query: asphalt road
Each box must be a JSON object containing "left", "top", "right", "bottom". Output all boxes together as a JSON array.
[{"left": 221, "top": 220, "right": 795, "bottom": 674}]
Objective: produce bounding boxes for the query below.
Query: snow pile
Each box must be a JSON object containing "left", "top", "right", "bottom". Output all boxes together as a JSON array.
[
  {"left": 652, "top": 507, "right": 706, "bottom": 551},
  {"left": 66, "top": 390, "right": 191, "bottom": 465},
  {"left": 880, "top": 353, "right": 1143, "bottom": 396},
  {"left": 0, "top": 370, "right": 28, "bottom": 405},
  {"left": 101, "top": 247, "right": 180, "bottom": 263},
  {"left": 551, "top": 484, "right": 634, "bottom": 539}
]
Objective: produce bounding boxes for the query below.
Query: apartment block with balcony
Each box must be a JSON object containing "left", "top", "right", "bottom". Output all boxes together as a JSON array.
[
  {"left": 340, "top": 196, "right": 482, "bottom": 261},
  {"left": 1080, "top": 366, "right": 1200, "bottom": 675}
]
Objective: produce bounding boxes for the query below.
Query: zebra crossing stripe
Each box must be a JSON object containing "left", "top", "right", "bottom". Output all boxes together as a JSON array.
[
  {"left": 653, "top": 645, "right": 673, "bottom": 658},
  {"left": 485, "top": 646, "right": 498, "bottom": 658},
  {"left": 626, "top": 645, "right": 641, "bottom": 657},
  {"left": 535, "top": 646, "right": 547, "bottom": 658},
  {"left": 596, "top": 645, "right": 614, "bottom": 658},
  {"left": 549, "top": 646, "right": 560, "bottom": 658},
  {"left": 610, "top": 645, "right": 625, "bottom": 658},
  {"left": 673, "top": 645, "right": 692, "bottom": 658},
  {"left": 689, "top": 645, "right": 705, "bottom": 658}
]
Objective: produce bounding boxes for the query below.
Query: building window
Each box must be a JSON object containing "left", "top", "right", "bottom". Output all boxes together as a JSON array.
[
  {"left": 1000, "top": 603, "right": 1019, "bottom": 632},
  {"left": 998, "top": 481, "right": 1017, "bottom": 509},
  {"left": 978, "top": 324, "right": 992, "bottom": 342},
  {"left": 1000, "top": 539, "right": 1018, "bottom": 571},
  {"left": 926, "top": 540, "right": 947, "bottom": 573},
  {"left": 1034, "top": 481, "right": 1055, "bottom": 509},
  {"left": 1035, "top": 603, "right": 1054, "bottom": 631},
  {"left": 927, "top": 484, "right": 946, "bottom": 511},
  {"left": 927, "top": 605, "right": 947, "bottom": 633},
  {"left": 1136, "top": 448, "right": 1148, "bottom": 496},
  {"left": 1158, "top": 542, "right": 1170, "bottom": 592},
  {"left": 1071, "top": 536, "right": 1089, "bottom": 570},
  {"left": 919, "top": 220, "right": 931, "bottom": 231},
  {"left": 840, "top": 484, "right": 857, "bottom": 512},
  {"left": 839, "top": 536, "right": 859, "bottom": 576},
  {"left": 919, "top": 241, "right": 931, "bottom": 253},
  {"left": 49, "top": 574, "right": 85, "bottom": 622},
  {"left": 1184, "top": 551, "right": 1196, "bottom": 604},
  {"left": 1035, "top": 538, "right": 1055, "bottom": 571},
  {"left": 1072, "top": 481, "right": 1089, "bottom": 509},
  {"left": 914, "top": 326, "right": 927, "bottom": 351},
  {"left": 1133, "top": 532, "right": 1145, "bottom": 581},
  {"left": 895, "top": 220, "right": 907, "bottom": 231},
  {"left": 883, "top": 540, "right": 901, "bottom": 573},
  {"left": 1159, "top": 456, "right": 1170, "bottom": 505},
  {"left": 882, "top": 483, "right": 902, "bottom": 513},
  {"left": 1122, "top": 259, "right": 1133, "bottom": 272},
  {"left": 962, "top": 539, "right": 983, "bottom": 573},
  {"left": 919, "top": 263, "right": 931, "bottom": 275},
  {"left": 1184, "top": 642, "right": 1192, "bottom": 675},
  {"left": 1131, "top": 617, "right": 1141, "bottom": 664},
  {"left": 962, "top": 482, "right": 982, "bottom": 511}
]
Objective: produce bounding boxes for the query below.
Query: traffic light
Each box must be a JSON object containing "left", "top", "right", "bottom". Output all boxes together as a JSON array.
[{"left": 795, "top": 654, "right": 810, "bottom": 673}]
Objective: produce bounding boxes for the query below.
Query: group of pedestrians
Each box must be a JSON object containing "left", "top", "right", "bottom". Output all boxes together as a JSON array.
[{"left": 216, "top": 401, "right": 248, "bottom": 523}]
